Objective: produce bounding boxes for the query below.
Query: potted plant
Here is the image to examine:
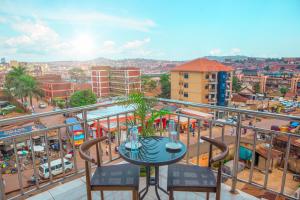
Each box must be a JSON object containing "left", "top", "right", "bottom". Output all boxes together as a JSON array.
[{"left": 118, "top": 92, "right": 169, "bottom": 137}]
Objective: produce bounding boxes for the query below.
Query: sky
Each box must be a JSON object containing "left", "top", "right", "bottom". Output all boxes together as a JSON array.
[{"left": 0, "top": 0, "right": 300, "bottom": 62}]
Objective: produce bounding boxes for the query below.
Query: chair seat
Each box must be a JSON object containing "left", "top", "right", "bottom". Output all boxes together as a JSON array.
[
  {"left": 167, "top": 164, "right": 216, "bottom": 190},
  {"left": 91, "top": 163, "right": 139, "bottom": 190}
]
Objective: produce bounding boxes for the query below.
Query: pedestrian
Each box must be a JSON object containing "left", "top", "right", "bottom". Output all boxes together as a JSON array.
[
  {"left": 32, "top": 105, "right": 35, "bottom": 112},
  {"left": 105, "top": 146, "right": 109, "bottom": 156},
  {"left": 231, "top": 127, "right": 235, "bottom": 136},
  {"left": 249, "top": 121, "right": 253, "bottom": 126}
]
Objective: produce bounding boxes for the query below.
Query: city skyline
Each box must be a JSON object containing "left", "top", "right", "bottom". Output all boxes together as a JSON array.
[{"left": 0, "top": 0, "right": 300, "bottom": 62}]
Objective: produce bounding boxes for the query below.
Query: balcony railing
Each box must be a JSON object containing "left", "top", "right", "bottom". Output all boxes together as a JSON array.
[{"left": 0, "top": 98, "right": 300, "bottom": 199}]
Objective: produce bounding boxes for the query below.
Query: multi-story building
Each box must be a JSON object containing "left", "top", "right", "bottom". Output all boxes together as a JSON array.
[
  {"left": 91, "top": 66, "right": 141, "bottom": 97},
  {"left": 110, "top": 67, "right": 141, "bottom": 96},
  {"left": 237, "top": 74, "right": 300, "bottom": 96},
  {"left": 171, "top": 58, "right": 233, "bottom": 115},
  {"left": 41, "top": 81, "right": 73, "bottom": 101},
  {"left": 91, "top": 66, "right": 110, "bottom": 98}
]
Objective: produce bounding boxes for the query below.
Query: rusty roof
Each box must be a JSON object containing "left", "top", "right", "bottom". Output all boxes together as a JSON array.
[{"left": 171, "top": 58, "right": 233, "bottom": 72}]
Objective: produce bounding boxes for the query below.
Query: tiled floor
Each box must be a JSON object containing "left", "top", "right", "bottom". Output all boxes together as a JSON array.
[{"left": 27, "top": 166, "right": 257, "bottom": 200}]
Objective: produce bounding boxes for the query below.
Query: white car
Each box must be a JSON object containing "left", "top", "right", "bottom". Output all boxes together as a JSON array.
[
  {"left": 39, "top": 103, "right": 47, "bottom": 108},
  {"left": 39, "top": 158, "right": 73, "bottom": 179}
]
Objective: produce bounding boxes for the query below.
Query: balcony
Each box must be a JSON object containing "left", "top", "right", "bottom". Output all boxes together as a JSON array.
[{"left": 1, "top": 98, "right": 300, "bottom": 200}]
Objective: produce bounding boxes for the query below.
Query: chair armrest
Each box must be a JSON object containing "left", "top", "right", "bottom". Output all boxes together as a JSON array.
[
  {"left": 79, "top": 136, "right": 108, "bottom": 164},
  {"left": 200, "top": 136, "right": 229, "bottom": 164}
]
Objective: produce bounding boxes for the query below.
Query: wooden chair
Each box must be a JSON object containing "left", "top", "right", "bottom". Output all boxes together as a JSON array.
[
  {"left": 79, "top": 136, "right": 140, "bottom": 200},
  {"left": 167, "top": 136, "right": 229, "bottom": 200}
]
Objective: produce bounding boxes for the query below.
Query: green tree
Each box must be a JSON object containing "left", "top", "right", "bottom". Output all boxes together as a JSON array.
[
  {"left": 280, "top": 87, "right": 288, "bottom": 97},
  {"left": 69, "top": 68, "right": 88, "bottom": 83},
  {"left": 253, "top": 82, "right": 260, "bottom": 93},
  {"left": 158, "top": 74, "right": 170, "bottom": 98},
  {"left": 70, "top": 90, "right": 97, "bottom": 107},
  {"left": 4, "top": 66, "right": 42, "bottom": 105},
  {"left": 264, "top": 66, "right": 270, "bottom": 71},
  {"left": 20, "top": 75, "right": 43, "bottom": 106},
  {"left": 118, "top": 92, "right": 169, "bottom": 137},
  {"left": 232, "top": 76, "right": 242, "bottom": 93},
  {"left": 148, "top": 80, "right": 157, "bottom": 91}
]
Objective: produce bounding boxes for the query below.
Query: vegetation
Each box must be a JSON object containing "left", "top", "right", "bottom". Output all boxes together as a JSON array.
[
  {"left": 232, "top": 76, "right": 242, "bottom": 93},
  {"left": 52, "top": 98, "right": 67, "bottom": 108},
  {"left": 158, "top": 74, "right": 170, "bottom": 98},
  {"left": 141, "top": 75, "right": 157, "bottom": 92},
  {"left": 69, "top": 90, "right": 97, "bottom": 107},
  {"left": 119, "top": 92, "right": 169, "bottom": 137},
  {"left": 264, "top": 66, "right": 270, "bottom": 71},
  {"left": 253, "top": 82, "right": 260, "bottom": 93},
  {"left": 68, "top": 68, "right": 88, "bottom": 83},
  {"left": 4, "top": 66, "right": 43, "bottom": 106},
  {"left": 279, "top": 87, "right": 289, "bottom": 97}
]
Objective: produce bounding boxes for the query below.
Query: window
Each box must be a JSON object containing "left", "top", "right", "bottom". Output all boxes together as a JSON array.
[
  {"left": 212, "top": 74, "right": 216, "bottom": 79},
  {"left": 205, "top": 95, "right": 209, "bottom": 99},
  {"left": 205, "top": 85, "right": 209, "bottom": 89},
  {"left": 184, "top": 73, "right": 189, "bottom": 79},
  {"left": 184, "top": 92, "right": 189, "bottom": 97},
  {"left": 205, "top": 74, "right": 209, "bottom": 79},
  {"left": 184, "top": 83, "right": 188, "bottom": 88}
]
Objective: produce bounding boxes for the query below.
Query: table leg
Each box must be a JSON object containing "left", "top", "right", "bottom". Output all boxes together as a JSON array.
[
  {"left": 140, "top": 166, "right": 169, "bottom": 200},
  {"left": 139, "top": 166, "right": 150, "bottom": 199}
]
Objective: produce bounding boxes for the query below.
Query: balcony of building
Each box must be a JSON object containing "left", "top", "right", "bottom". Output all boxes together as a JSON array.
[{"left": 0, "top": 98, "right": 300, "bottom": 200}]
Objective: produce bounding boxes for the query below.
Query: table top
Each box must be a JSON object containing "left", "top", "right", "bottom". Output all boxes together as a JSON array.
[{"left": 119, "top": 136, "right": 187, "bottom": 166}]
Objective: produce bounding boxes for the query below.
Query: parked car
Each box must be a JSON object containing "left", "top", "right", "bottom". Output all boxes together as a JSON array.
[
  {"left": 215, "top": 118, "right": 236, "bottom": 127},
  {"left": 2, "top": 105, "right": 16, "bottom": 111},
  {"left": 39, "top": 103, "right": 47, "bottom": 108},
  {"left": 39, "top": 159, "right": 73, "bottom": 179},
  {"left": 53, "top": 107, "right": 61, "bottom": 111}
]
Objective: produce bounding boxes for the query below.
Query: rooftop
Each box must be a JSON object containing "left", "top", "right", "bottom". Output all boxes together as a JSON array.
[{"left": 171, "top": 58, "right": 233, "bottom": 72}]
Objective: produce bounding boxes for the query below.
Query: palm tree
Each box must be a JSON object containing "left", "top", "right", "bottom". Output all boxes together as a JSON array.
[
  {"left": 4, "top": 66, "right": 43, "bottom": 105},
  {"left": 20, "top": 75, "right": 43, "bottom": 106},
  {"left": 118, "top": 92, "right": 169, "bottom": 137},
  {"left": 4, "top": 66, "right": 28, "bottom": 101}
]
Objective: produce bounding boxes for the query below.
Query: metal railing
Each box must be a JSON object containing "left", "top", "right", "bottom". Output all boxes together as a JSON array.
[{"left": 0, "top": 98, "right": 300, "bottom": 200}]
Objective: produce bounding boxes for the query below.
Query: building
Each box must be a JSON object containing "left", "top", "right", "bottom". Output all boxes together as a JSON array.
[
  {"left": 237, "top": 74, "right": 300, "bottom": 96},
  {"left": 109, "top": 67, "right": 141, "bottom": 96},
  {"left": 91, "top": 66, "right": 110, "bottom": 98},
  {"left": 170, "top": 58, "right": 233, "bottom": 116},
  {"left": 1, "top": 58, "right": 5, "bottom": 64},
  {"left": 41, "top": 81, "right": 73, "bottom": 101},
  {"left": 91, "top": 66, "right": 141, "bottom": 97}
]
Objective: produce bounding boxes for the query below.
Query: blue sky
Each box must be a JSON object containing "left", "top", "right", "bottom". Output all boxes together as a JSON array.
[{"left": 0, "top": 0, "right": 300, "bottom": 61}]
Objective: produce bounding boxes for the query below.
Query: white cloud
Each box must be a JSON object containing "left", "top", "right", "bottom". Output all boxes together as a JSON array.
[
  {"left": 0, "top": 16, "right": 156, "bottom": 60},
  {"left": 0, "top": 4, "right": 156, "bottom": 32},
  {"left": 123, "top": 38, "right": 151, "bottom": 49},
  {"left": 230, "top": 48, "right": 241, "bottom": 55},
  {"left": 5, "top": 19, "right": 59, "bottom": 48},
  {"left": 53, "top": 12, "right": 155, "bottom": 32},
  {"left": 209, "top": 48, "right": 222, "bottom": 56}
]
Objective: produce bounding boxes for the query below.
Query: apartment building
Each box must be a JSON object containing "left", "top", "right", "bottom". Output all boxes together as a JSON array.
[
  {"left": 41, "top": 81, "right": 73, "bottom": 101},
  {"left": 237, "top": 74, "right": 300, "bottom": 95},
  {"left": 91, "top": 66, "right": 141, "bottom": 97},
  {"left": 110, "top": 67, "right": 141, "bottom": 96},
  {"left": 171, "top": 58, "right": 233, "bottom": 114},
  {"left": 91, "top": 66, "right": 110, "bottom": 98}
]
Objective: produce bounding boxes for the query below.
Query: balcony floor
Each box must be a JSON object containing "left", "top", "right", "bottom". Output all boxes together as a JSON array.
[{"left": 26, "top": 164, "right": 257, "bottom": 200}]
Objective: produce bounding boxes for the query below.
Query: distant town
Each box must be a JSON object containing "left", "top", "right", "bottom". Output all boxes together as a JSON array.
[{"left": 1, "top": 56, "right": 300, "bottom": 200}]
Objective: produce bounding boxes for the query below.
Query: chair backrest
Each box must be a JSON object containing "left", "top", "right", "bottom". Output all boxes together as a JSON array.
[
  {"left": 200, "top": 136, "right": 229, "bottom": 166},
  {"left": 201, "top": 136, "right": 229, "bottom": 188},
  {"left": 79, "top": 136, "right": 108, "bottom": 166}
]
